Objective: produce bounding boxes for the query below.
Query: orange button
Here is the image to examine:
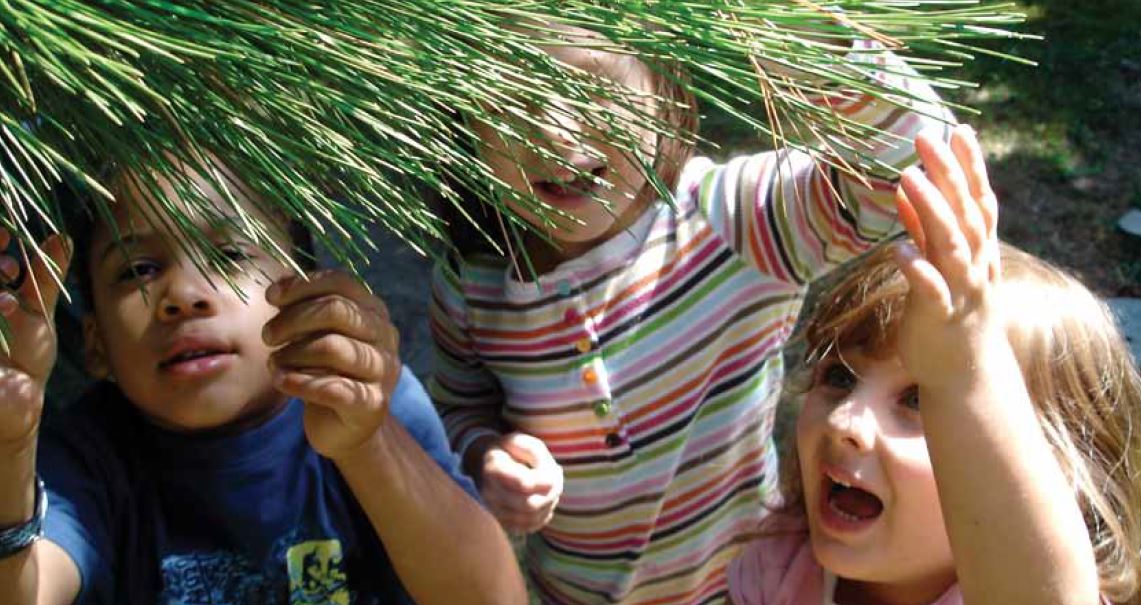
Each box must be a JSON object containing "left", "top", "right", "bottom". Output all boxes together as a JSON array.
[
  {"left": 575, "top": 338, "right": 592, "bottom": 354},
  {"left": 581, "top": 367, "right": 598, "bottom": 384}
]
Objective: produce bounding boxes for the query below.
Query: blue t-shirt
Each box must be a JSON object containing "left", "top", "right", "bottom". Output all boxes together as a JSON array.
[{"left": 38, "top": 368, "right": 477, "bottom": 604}]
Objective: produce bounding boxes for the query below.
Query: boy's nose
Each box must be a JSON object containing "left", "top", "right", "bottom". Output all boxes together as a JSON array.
[{"left": 156, "top": 268, "right": 217, "bottom": 321}]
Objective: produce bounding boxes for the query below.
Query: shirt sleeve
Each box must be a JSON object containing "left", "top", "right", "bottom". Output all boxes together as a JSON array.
[
  {"left": 426, "top": 258, "right": 509, "bottom": 462},
  {"left": 38, "top": 425, "right": 118, "bottom": 604},
  {"left": 694, "top": 39, "right": 956, "bottom": 285},
  {"left": 388, "top": 366, "right": 480, "bottom": 500}
]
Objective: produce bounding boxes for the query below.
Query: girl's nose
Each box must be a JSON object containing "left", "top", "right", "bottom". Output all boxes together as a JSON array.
[
  {"left": 538, "top": 99, "right": 589, "bottom": 149},
  {"left": 827, "top": 399, "right": 878, "bottom": 452},
  {"left": 156, "top": 266, "right": 217, "bottom": 321}
]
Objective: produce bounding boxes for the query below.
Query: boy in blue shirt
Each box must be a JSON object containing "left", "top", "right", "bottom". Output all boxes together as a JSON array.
[{"left": 0, "top": 158, "right": 527, "bottom": 604}]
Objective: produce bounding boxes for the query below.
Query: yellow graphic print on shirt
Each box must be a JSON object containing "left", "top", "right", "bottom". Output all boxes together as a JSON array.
[{"left": 287, "top": 539, "right": 350, "bottom": 605}]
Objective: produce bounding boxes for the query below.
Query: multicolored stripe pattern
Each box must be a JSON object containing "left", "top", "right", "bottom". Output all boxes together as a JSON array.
[{"left": 429, "top": 44, "right": 953, "bottom": 604}]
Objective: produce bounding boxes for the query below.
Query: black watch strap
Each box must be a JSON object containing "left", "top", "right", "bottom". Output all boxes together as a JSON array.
[{"left": 0, "top": 478, "right": 47, "bottom": 559}]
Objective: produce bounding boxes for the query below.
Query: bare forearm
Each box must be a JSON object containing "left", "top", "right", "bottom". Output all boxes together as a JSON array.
[
  {"left": 922, "top": 343, "right": 1098, "bottom": 605},
  {"left": 335, "top": 418, "right": 527, "bottom": 605}
]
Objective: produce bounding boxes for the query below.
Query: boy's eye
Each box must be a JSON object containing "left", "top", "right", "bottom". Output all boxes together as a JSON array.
[
  {"left": 817, "top": 362, "right": 857, "bottom": 391},
  {"left": 899, "top": 386, "right": 920, "bottom": 411},
  {"left": 117, "top": 260, "right": 160, "bottom": 283}
]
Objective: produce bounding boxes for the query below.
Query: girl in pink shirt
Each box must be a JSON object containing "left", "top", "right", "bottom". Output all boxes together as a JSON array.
[{"left": 729, "top": 126, "right": 1141, "bottom": 604}]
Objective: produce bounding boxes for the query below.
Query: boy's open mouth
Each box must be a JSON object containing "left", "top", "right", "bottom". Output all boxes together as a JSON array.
[
  {"left": 534, "top": 166, "right": 607, "bottom": 199},
  {"left": 826, "top": 475, "right": 883, "bottom": 522}
]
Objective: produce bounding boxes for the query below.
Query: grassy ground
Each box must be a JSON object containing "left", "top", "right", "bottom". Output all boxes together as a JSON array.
[{"left": 704, "top": 0, "right": 1141, "bottom": 297}]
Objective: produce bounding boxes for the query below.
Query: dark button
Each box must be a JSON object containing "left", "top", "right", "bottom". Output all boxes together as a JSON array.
[{"left": 604, "top": 432, "right": 624, "bottom": 448}]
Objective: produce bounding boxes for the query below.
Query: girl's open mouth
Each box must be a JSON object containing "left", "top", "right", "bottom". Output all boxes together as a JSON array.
[
  {"left": 827, "top": 477, "right": 883, "bottom": 521},
  {"left": 534, "top": 166, "right": 607, "bottom": 201},
  {"left": 819, "top": 473, "right": 883, "bottom": 533}
]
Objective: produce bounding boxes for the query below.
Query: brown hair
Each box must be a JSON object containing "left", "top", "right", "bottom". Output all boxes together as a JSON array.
[
  {"left": 642, "top": 61, "right": 698, "bottom": 204},
  {"left": 780, "top": 242, "right": 1141, "bottom": 603}
]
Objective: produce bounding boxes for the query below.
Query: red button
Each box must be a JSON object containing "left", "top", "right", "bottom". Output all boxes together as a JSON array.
[{"left": 564, "top": 308, "right": 579, "bottom": 323}]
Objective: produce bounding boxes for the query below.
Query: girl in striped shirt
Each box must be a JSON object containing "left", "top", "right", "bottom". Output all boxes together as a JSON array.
[
  {"left": 430, "top": 19, "right": 954, "bottom": 604},
  {"left": 729, "top": 128, "right": 1140, "bottom": 605}
]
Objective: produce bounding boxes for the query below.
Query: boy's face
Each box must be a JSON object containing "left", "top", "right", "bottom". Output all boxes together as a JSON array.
[{"left": 83, "top": 164, "right": 295, "bottom": 432}]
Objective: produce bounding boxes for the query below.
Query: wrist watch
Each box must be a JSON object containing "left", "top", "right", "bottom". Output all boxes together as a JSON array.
[{"left": 0, "top": 478, "right": 47, "bottom": 559}]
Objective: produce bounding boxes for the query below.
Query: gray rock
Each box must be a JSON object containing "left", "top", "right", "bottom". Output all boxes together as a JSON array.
[
  {"left": 1109, "top": 297, "right": 1141, "bottom": 366},
  {"left": 1118, "top": 209, "right": 1141, "bottom": 238}
]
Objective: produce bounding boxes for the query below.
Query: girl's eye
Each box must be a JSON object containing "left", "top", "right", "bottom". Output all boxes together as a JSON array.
[
  {"left": 219, "top": 244, "right": 251, "bottom": 261},
  {"left": 117, "top": 260, "right": 160, "bottom": 283},
  {"left": 817, "top": 362, "right": 857, "bottom": 391},
  {"left": 218, "top": 245, "right": 254, "bottom": 266},
  {"left": 899, "top": 386, "right": 920, "bottom": 411}
]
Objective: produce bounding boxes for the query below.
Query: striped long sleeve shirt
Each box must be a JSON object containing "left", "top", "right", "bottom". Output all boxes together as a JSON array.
[{"left": 429, "top": 43, "right": 954, "bottom": 605}]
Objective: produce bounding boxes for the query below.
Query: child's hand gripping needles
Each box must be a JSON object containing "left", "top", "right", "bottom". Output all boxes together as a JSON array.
[
  {"left": 263, "top": 270, "right": 402, "bottom": 461},
  {"left": 0, "top": 231, "right": 71, "bottom": 454}
]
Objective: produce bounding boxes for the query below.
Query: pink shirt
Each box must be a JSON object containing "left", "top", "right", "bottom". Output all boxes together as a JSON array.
[{"left": 728, "top": 525, "right": 963, "bottom": 605}]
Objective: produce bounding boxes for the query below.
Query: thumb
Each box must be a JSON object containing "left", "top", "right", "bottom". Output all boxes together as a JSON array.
[
  {"left": 499, "top": 432, "right": 552, "bottom": 469},
  {"left": 18, "top": 234, "right": 72, "bottom": 317},
  {"left": 500, "top": 433, "right": 562, "bottom": 492}
]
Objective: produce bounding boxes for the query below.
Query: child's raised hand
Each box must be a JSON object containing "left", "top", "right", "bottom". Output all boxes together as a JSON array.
[
  {"left": 893, "top": 125, "right": 1003, "bottom": 389},
  {"left": 0, "top": 230, "right": 71, "bottom": 448},
  {"left": 263, "top": 270, "right": 402, "bottom": 461},
  {"left": 479, "top": 432, "right": 564, "bottom": 533}
]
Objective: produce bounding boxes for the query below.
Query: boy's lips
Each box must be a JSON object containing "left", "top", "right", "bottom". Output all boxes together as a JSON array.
[{"left": 158, "top": 337, "right": 237, "bottom": 377}]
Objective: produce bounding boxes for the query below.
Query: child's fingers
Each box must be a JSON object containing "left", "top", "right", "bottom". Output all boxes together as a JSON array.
[
  {"left": 16, "top": 234, "right": 72, "bottom": 318},
  {"left": 271, "top": 333, "right": 394, "bottom": 383},
  {"left": 267, "top": 270, "right": 388, "bottom": 317},
  {"left": 274, "top": 371, "right": 386, "bottom": 421},
  {"left": 915, "top": 129, "right": 987, "bottom": 259},
  {"left": 499, "top": 433, "right": 563, "bottom": 488},
  {"left": 948, "top": 126, "right": 998, "bottom": 242},
  {"left": 899, "top": 167, "right": 973, "bottom": 290},
  {"left": 894, "top": 241, "right": 952, "bottom": 315},
  {"left": 895, "top": 187, "right": 926, "bottom": 254},
  {"left": 263, "top": 292, "right": 393, "bottom": 349},
  {"left": 484, "top": 448, "right": 553, "bottom": 495}
]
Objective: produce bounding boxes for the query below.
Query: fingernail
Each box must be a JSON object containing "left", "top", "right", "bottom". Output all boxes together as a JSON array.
[
  {"left": 0, "top": 292, "right": 17, "bottom": 315},
  {"left": 0, "top": 257, "right": 18, "bottom": 281},
  {"left": 895, "top": 240, "right": 920, "bottom": 262}
]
